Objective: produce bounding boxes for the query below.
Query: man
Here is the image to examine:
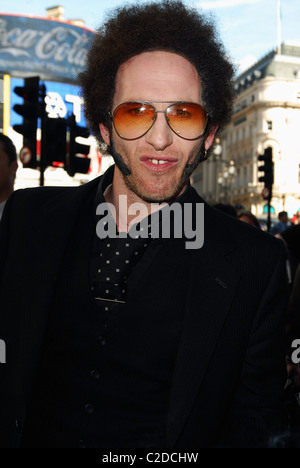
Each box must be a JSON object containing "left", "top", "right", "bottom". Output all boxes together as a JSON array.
[
  {"left": 0, "top": 1, "right": 288, "bottom": 448},
  {"left": 0, "top": 133, "right": 18, "bottom": 221},
  {"left": 270, "top": 211, "right": 290, "bottom": 235}
]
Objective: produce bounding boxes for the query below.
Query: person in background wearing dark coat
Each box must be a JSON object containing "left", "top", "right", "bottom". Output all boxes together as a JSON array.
[
  {"left": 238, "top": 210, "right": 261, "bottom": 229},
  {"left": 0, "top": 133, "right": 18, "bottom": 221}
]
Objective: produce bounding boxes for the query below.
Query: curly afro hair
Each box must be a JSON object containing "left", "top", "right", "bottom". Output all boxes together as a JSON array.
[{"left": 79, "top": 0, "right": 235, "bottom": 150}]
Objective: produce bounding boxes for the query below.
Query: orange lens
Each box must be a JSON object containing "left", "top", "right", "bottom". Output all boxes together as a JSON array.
[
  {"left": 166, "top": 103, "right": 208, "bottom": 140},
  {"left": 112, "top": 102, "right": 208, "bottom": 140},
  {"left": 113, "top": 102, "right": 156, "bottom": 140}
]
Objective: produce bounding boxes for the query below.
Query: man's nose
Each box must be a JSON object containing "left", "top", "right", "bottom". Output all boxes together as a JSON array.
[{"left": 144, "top": 112, "right": 173, "bottom": 151}]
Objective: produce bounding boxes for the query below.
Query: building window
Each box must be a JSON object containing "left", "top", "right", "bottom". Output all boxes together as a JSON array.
[
  {"left": 267, "top": 120, "right": 273, "bottom": 131},
  {"left": 251, "top": 95, "right": 255, "bottom": 102}
]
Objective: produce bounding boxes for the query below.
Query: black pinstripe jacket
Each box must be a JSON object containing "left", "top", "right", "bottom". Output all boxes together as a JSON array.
[{"left": 0, "top": 169, "right": 288, "bottom": 447}]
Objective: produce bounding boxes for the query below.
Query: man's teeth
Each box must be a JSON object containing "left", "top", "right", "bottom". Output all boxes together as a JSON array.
[{"left": 149, "top": 159, "right": 168, "bottom": 164}]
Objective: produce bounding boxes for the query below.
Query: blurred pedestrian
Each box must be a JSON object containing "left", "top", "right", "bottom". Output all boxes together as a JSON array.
[
  {"left": 235, "top": 203, "right": 245, "bottom": 216},
  {"left": 238, "top": 210, "right": 260, "bottom": 229},
  {"left": 291, "top": 211, "right": 300, "bottom": 225},
  {"left": 270, "top": 211, "right": 290, "bottom": 235},
  {"left": 0, "top": 133, "right": 18, "bottom": 221}
]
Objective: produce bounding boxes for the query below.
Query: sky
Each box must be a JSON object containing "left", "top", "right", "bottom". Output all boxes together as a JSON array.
[{"left": 1, "top": 0, "right": 299, "bottom": 74}]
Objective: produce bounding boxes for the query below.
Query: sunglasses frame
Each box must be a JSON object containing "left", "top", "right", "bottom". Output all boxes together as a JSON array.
[{"left": 109, "top": 101, "right": 209, "bottom": 141}]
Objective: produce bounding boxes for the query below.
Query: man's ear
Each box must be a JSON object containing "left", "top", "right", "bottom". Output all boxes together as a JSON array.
[
  {"left": 99, "top": 123, "right": 111, "bottom": 146},
  {"left": 204, "top": 125, "right": 218, "bottom": 151}
]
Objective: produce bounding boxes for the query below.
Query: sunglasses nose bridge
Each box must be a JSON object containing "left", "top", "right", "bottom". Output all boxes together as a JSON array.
[
  {"left": 144, "top": 109, "right": 174, "bottom": 149},
  {"left": 149, "top": 108, "right": 172, "bottom": 132},
  {"left": 155, "top": 109, "right": 169, "bottom": 125}
]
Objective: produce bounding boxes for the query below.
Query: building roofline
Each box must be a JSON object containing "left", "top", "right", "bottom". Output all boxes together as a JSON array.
[
  {"left": 0, "top": 12, "right": 95, "bottom": 33},
  {"left": 237, "top": 41, "right": 300, "bottom": 80}
]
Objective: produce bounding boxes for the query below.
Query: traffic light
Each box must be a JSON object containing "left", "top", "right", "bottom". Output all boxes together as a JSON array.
[
  {"left": 43, "top": 117, "right": 67, "bottom": 166},
  {"left": 258, "top": 147, "right": 274, "bottom": 198},
  {"left": 66, "top": 114, "right": 91, "bottom": 176},
  {"left": 13, "top": 77, "right": 44, "bottom": 169}
]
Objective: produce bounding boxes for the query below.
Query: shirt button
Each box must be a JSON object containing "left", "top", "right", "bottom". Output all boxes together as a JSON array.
[
  {"left": 84, "top": 403, "right": 95, "bottom": 414},
  {"left": 97, "top": 335, "right": 106, "bottom": 346},
  {"left": 90, "top": 369, "right": 100, "bottom": 380}
]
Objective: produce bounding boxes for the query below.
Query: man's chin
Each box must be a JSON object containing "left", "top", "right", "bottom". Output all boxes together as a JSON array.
[
  {"left": 135, "top": 193, "right": 176, "bottom": 204},
  {"left": 124, "top": 179, "right": 184, "bottom": 204}
]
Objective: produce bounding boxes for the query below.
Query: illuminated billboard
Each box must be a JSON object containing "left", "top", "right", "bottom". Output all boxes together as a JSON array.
[
  {"left": 0, "top": 14, "right": 95, "bottom": 83},
  {"left": 10, "top": 77, "right": 87, "bottom": 128}
]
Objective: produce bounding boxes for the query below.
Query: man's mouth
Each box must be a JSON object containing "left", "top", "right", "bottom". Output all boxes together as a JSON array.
[
  {"left": 140, "top": 156, "right": 178, "bottom": 172},
  {"left": 148, "top": 158, "right": 169, "bottom": 165}
]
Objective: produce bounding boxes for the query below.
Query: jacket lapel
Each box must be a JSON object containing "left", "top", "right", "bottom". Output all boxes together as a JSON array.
[{"left": 166, "top": 206, "right": 240, "bottom": 447}]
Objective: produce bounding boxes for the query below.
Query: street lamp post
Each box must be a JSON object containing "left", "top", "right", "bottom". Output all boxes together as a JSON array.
[
  {"left": 213, "top": 142, "right": 222, "bottom": 202},
  {"left": 208, "top": 139, "right": 236, "bottom": 204},
  {"left": 218, "top": 160, "right": 236, "bottom": 204}
]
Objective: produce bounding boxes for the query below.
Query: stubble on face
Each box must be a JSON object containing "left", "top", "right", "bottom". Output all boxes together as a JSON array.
[{"left": 109, "top": 136, "right": 205, "bottom": 204}]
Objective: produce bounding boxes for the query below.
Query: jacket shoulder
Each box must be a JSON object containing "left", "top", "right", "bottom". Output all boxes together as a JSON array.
[
  {"left": 191, "top": 187, "right": 285, "bottom": 258},
  {"left": 5, "top": 176, "right": 101, "bottom": 212}
]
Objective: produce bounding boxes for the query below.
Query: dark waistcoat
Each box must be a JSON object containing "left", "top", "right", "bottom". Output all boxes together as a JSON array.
[{"left": 20, "top": 193, "right": 190, "bottom": 448}]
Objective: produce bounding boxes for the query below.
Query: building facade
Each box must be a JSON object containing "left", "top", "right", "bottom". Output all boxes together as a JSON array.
[{"left": 192, "top": 42, "right": 300, "bottom": 219}]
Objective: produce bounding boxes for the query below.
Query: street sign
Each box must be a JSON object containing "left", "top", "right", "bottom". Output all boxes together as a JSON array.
[
  {"left": 19, "top": 146, "right": 32, "bottom": 165},
  {"left": 261, "top": 186, "right": 270, "bottom": 200}
]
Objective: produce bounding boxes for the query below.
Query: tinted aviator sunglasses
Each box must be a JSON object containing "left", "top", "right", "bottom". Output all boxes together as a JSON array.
[{"left": 110, "top": 101, "right": 209, "bottom": 141}]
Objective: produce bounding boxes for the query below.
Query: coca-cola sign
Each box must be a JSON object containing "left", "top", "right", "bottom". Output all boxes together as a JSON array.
[{"left": 0, "top": 14, "right": 95, "bottom": 83}]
